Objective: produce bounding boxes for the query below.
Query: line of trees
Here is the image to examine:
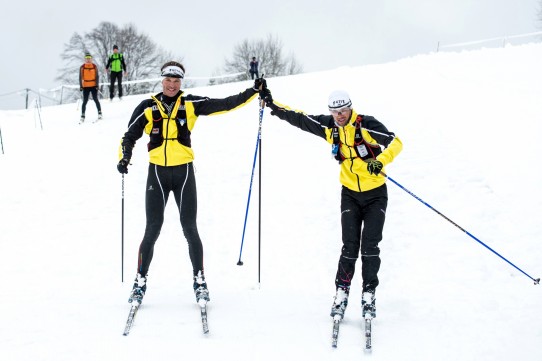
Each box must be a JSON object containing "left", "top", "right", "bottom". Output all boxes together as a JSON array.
[
  {"left": 56, "top": 22, "right": 176, "bottom": 103},
  {"left": 212, "top": 34, "right": 303, "bottom": 85},
  {"left": 56, "top": 23, "right": 303, "bottom": 101}
]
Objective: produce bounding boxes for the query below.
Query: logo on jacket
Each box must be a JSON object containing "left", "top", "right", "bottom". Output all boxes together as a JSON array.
[{"left": 152, "top": 128, "right": 160, "bottom": 134}]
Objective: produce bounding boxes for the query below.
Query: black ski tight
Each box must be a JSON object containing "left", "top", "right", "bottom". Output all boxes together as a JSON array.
[
  {"left": 136, "top": 163, "right": 203, "bottom": 277},
  {"left": 81, "top": 87, "right": 101, "bottom": 115},
  {"left": 335, "top": 184, "right": 388, "bottom": 293},
  {"left": 109, "top": 71, "right": 123, "bottom": 99}
]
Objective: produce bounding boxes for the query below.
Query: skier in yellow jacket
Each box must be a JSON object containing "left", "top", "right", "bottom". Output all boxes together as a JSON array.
[
  {"left": 117, "top": 61, "right": 263, "bottom": 306},
  {"left": 260, "top": 87, "right": 402, "bottom": 321}
]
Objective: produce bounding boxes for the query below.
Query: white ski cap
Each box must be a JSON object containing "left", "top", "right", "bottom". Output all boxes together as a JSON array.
[
  {"left": 161, "top": 65, "right": 185, "bottom": 79},
  {"left": 328, "top": 90, "right": 352, "bottom": 109}
]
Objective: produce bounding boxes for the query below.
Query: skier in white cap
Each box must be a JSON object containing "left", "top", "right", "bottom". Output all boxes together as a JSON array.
[{"left": 260, "top": 86, "right": 403, "bottom": 321}]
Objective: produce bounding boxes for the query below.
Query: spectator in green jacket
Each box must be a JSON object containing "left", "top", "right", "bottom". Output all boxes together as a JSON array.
[{"left": 105, "top": 45, "right": 127, "bottom": 101}]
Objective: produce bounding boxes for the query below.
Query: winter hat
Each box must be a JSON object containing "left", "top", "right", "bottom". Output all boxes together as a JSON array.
[
  {"left": 328, "top": 90, "right": 352, "bottom": 109},
  {"left": 113, "top": 45, "right": 119, "bottom": 50},
  {"left": 84, "top": 52, "right": 92, "bottom": 59}
]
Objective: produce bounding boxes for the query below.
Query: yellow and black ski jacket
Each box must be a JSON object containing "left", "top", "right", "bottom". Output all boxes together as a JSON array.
[
  {"left": 267, "top": 101, "right": 403, "bottom": 192},
  {"left": 119, "top": 88, "right": 258, "bottom": 166}
]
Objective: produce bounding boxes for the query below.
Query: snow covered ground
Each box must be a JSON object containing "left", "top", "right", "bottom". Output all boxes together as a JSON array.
[{"left": 1, "top": 43, "right": 541, "bottom": 361}]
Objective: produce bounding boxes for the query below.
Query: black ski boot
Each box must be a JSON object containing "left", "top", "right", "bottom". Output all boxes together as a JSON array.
[
  {"left": 362, "top": 290, "right": 376, "bottom": 319},
  {"left": 330, "top": 287, "right": 349, "bottom": 320},
  {"left": 128, "top": 273, "right": 147, "bottom": 305},
  {"left": 193, "top": 271, "right": 210, "bottom": 304}
]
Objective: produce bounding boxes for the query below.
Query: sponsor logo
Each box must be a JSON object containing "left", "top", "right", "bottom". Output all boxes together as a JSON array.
[{"left": 152, "top": 128, "right": 160, "bottom": 134}]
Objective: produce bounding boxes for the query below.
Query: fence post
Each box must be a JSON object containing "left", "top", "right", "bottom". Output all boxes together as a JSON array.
[{"left": 0, "top": 125, "right": 4, "bottom": 154}]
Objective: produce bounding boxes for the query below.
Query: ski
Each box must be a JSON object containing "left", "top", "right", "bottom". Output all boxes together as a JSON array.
[
  {"left": 331, "top": 317, "right": 341, "bottom": 348},
  {"left": 364, "top": 316, "right": 372, "bottom": 351},
  {"left": 199, "top": 300, "right": 209, "bottom": 334},
  {"left": 123, "top": 304, "right": 139, "bottom": 336}
]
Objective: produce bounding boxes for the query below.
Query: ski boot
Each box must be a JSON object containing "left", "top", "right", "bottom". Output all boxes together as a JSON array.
[
  {"left": 193, "top": 270, "right": 210, "bottom": 305},
  {"left": 362, "top": 290, "right": 376, "bottom": 319},
  {"left": 330, "top": 287, "right": 349, "bottom": 320},
  {"left": 79, "top": 115, "right": 85, "bottom": 124},
  {"left": 98, "top": 111, "right": 103, "bottom": 120},
  {"left": 128, "top": 273, "right": 147, "bottom": 305}
]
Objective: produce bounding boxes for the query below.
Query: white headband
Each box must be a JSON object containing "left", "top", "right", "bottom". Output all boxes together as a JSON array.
[{"left": 161, "top": 65, "right": 185, "bottom": 79}]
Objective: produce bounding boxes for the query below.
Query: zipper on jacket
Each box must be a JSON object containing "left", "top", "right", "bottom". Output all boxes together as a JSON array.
[
  {"left": 341, "top": 126, "right": 362, "bottom": 192},
  {"left": 163, "top": 106, "right": 173, "bottom": 167}
]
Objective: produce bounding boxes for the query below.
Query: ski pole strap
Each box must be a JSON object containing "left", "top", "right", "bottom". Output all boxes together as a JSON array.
[{"left": 381, "top": 171, "right": 540, "bottom": 285}]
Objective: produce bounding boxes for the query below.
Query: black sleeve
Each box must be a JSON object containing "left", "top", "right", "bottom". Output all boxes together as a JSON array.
[
  {"left": 105, "top": 56, "right": 112, "bottom": 69},
  {"left": 121, "top": 55, "right": 126, "bottom": 71},
  {"left": 78, "top": 66, "right": 82, "bottom": 88},
  {"left": 120, "top": 99, "right": 152, "bottom": 158},
  {"left": 190, "top": 88, "right": 258, "bottom": 116},
  {"left": 95, "top": 64, "right": 99, "bottom": 86},
  {"left": 362, "top": 115, "right": 396, "bottom": 147},
  {"left": 267, "top": 102, "right": 331, "bottom": 140}
]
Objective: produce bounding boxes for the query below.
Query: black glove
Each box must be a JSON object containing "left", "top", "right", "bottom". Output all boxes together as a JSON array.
[
  {"left": 367, "top": 160, "right": 383, "bottom": 175},
  {"left": 253, "top": 77, "right": 267, "bottom": 91},
  {"left": 80, "top": 87, "right": 83, "bottom": 91},
  {"left": 117, "top": 159, "right": 130, "bottom": 174},
  {"left": 260, "top": 88, "right": 273, "bottom": 105}
]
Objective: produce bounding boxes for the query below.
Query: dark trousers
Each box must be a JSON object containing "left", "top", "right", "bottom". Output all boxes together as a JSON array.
[
  {"left": 250, "top": 70, "right": 259, "bottom": 79},
  {"left": 109, "top": 71, "right": 123, "bottom": 99},
  {"left": 335, "top": 184, "right": 388, "bottom": 293},
  {"left": 81, "top": 87, "right": 101, "bottom": 115},
  {"left": 137, "top": 163, "right": 203, "bottom": 277}
]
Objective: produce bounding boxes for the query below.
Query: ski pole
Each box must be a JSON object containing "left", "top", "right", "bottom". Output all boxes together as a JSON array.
[
  {"left": 121, "top": 174, "right": 125, "bottom": 283},
  {"left": 382, "top": 171, "right": 540, "bottom": 285},
  {"left": 237, "top": 95, "right": 265, "bottom": 266}
]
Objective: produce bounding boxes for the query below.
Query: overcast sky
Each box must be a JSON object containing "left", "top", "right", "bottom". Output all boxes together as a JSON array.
[{"left": 0, "top": 0, "right": 540, "bottom": 107}]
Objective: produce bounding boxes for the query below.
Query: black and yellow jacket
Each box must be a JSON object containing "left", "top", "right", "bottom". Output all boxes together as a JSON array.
[
  {"left": 119, "top": 88, "right": 258, "bottom": 166},
  {"left": 267, "top": 101, "right": 403, "bottom": 192}
]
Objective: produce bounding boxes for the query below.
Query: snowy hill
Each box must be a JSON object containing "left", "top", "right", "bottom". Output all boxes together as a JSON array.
[{"left": 0, "top": 44, "right": 541, "bottom": 361}]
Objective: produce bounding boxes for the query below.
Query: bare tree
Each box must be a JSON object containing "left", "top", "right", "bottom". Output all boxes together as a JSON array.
[
  {"left": 218, "top": 34, "right": 303, "bottom": 85},
  {"left": 56, "top": 22, "right": 180, "bottom": 102}
]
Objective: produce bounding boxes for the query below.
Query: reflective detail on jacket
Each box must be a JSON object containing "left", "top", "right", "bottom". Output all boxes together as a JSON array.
[
  {"left": 119, "top": 88, "right": 258, "bottom": 166},
  {"left": 267, "top": 101, "right": 403, "bottom": 192}
]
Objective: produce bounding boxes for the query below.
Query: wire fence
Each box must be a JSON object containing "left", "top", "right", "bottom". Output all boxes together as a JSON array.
[
  {"left": 437, "top": 31, "right": 542, "bottom": 52},
  {"left": 0, "top": 71, "right": 248, "bottom": 111}
]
